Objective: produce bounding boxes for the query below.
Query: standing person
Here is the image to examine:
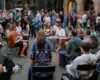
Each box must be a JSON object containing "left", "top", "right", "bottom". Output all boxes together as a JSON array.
[
  {"left": 36, "top": 11, "right": 42, "bottom": 30},
  {"left": 43, "top": 12, "right": 51, "bottom": 24},
  {"left": 96, "top": 13, "right": 100, "bottom": 32},
  {"left": 21, "top": 15, "right": 28, "bottom": 32},
  {"left": 91, "top": 11, "right": 96, "bottom": 27},
  {"left": 59, "top": 11, "right": 64, "bottom": 24},
  {"left": 30, "top": 16, "right": 37, "bottom": 37},
  {"left": 82, "top": 12, "right": 87, "bottom": 29},
  {"left": 51, "top": 11, "right": 56, "bottom": 26},
  {"left": 6, "top": 23, "right": 12, "bottom": 38},
  {"left": 2, "top": 10, "right": 8, "bottom": 32},
  {"left": 28, "top": 13, "right": 33, "bottom": 37}
]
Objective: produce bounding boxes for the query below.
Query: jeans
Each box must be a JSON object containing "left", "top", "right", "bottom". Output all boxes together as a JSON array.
[{"left": 29, "top": 26, "right": 36, "bottom": 37}]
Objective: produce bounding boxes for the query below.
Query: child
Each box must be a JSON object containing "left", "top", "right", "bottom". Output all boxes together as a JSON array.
[{"left": 62, "top": 41, "right": 97, "bottom": 79}]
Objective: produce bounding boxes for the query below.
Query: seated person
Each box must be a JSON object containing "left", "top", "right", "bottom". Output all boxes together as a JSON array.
[
  {"left": 65, "top": 30, "right": 81, "bottom": 61},
  {"left": 28, "top": 30, "right": 52, "bottom": 80},
  {"left": 32, "top": 30, "right": 52, "bottom": 52},
  {"left": 55, "top": 21, "right": 66, "bottom": 37},
  {"left": 76, "top": 23, "right": 84, "bottom": 38},
  {"left": 63, "top": 41, "right": 97, "bottom": 79},
  {"left": 8, "top": 25, "right": 27, "bottom": 57},
  {"left": 83, "top": 29, "right": 91, "bottom": 43},
  {"left": 16, "top": 21, "right": 29, "bottom": 40},
  {"left": 89, "top": 35, "right": 99, "bottom": 54},
  {"left": 43, "top": 22, "right": 53, "bottom": 37}
]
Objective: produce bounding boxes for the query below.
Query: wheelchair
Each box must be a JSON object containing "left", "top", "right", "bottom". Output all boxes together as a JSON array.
[
  {"left": 28, "top": 50, "right": 56, "bottom": 80},
  {"left": 32, "top": 65, "right": 56, "bottom": 80}
]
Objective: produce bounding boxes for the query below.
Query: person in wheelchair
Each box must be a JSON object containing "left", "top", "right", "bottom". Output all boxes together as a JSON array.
[
  {"left": 62, "top": 41, "right": 97, "bottom": 80},
  {"left": 28, "top": 30, "right": 52, "bottom": 80}
]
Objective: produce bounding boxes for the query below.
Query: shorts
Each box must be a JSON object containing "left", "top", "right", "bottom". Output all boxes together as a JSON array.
[{"left": 15, "top": 41, "right": 23, "bottom": 48}]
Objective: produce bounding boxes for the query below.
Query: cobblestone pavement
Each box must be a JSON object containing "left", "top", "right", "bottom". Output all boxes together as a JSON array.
[{"left": 1, "top": 37, "right": 100, "bottom": 80}]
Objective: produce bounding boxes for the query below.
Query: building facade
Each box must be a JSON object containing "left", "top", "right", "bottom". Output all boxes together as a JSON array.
[
  {"left": 0, "top": 0, "right": 5, "bottom": 10},
  {"left": 64, "top": 0, "right": 100, "bottom": 16},
  {"left": 34, "top": 0, "right": 64, "bottom": 11},
  {"left": 0, "top": 0, "right": 100, "bottom": 16}
]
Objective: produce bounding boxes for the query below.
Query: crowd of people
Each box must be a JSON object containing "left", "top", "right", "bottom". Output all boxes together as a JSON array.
[{"left": 0, "top": 8, "right": 100, "bottom": 80}]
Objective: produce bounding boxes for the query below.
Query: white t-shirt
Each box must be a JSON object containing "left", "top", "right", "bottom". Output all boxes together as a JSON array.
[
  {"left": 66, "top": 53, "right": 97, "bottom": 78},
  {"left": 16, "top": 26, "right": 22, "bottom": 35},
  {"left": 55, "top": 28, "right": 65, "bottom": 37},
  {"left": 53, "top": 25, "right": 58, "bottom": 32}
]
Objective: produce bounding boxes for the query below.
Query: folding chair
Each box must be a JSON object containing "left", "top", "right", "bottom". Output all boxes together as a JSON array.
[
  {"left": 76, "top": 64, "right": 99, "bottom": 80},
  {"left": 32, "top": 66, "right": 56, "bottom": 80},
  {"left": 61, "top": 63, "right": 99, "bottom": 80}
]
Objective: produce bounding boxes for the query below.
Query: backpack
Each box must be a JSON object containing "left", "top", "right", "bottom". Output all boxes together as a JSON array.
[
  {"left": 34, "top": 50, "right": 51, "bottom": 66},
  {"left": 32, "top": 50, "right": 52, "bottom": 77}
]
